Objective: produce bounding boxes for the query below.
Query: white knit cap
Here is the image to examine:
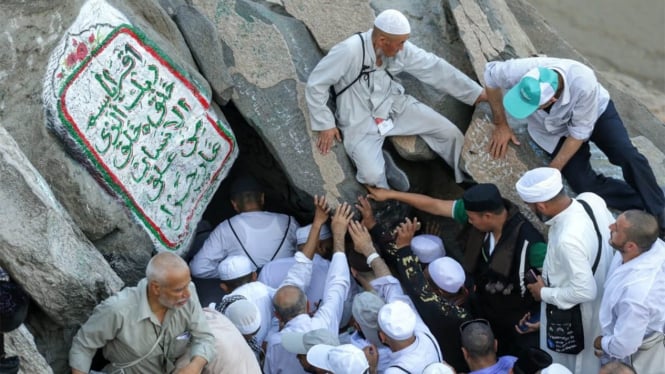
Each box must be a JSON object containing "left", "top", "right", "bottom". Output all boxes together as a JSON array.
[
  {"left": 411, "top": 234, "right": 446, "bottom": 264},
  {"left": 374, "top": 9, "right": 411, "bottom": 35},
  {"left": 281, "top": 328, "right": 340, "bottom": 355},
  {"left": 217, "top": 255, "right": 256, "bottom": 281},
  {"left": 296, "top": 224, "right": 332, "bottom": 246},
  {"left": 352, "top": 292, "right": 385, "bottom": 347},
  {"left": 541, "top": 363, "right": 573, "bottom": 374},
  {"left": 307, "top": 344, "right": 369, "bottom": 374},
  {"left": 428, "top": 257, "right": 465, "bottom": 293},
  {"left": 515, "top": 167, "right": 563, "bottom": 203},
  {"left": 378, "top": 300, "right": 416, "bottom": 340},
  {"left": 422, "top": 362, "right": 456, "bottom": 374},
  {"left": 223, "top": 299, "right": 261, "bottom": 335}
]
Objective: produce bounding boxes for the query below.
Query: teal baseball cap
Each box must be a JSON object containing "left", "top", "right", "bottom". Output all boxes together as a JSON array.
[{"left": 503, "top": 67, "right": 559, "bottom": 119}]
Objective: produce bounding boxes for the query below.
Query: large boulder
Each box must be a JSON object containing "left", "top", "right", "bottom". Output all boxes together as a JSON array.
[
  {"left": 41, "top": 0, "right": 238, "bottom": 262},
  {"left": 0, "top": 126, "right": 123, "bottom": 326},
  {"left": 0, "top": 125, "right": 124, "bottom": 371}
]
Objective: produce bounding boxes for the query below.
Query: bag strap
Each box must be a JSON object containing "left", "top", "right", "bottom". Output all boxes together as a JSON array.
[
  {"left": 577, "top": 199, "right": 603, "bottom": 274},
  {"left": 332, "top": 33, "right": 367, "bottom": 99},
  {"left": 270, "top": 216, "right": 292, "bottom": 263},
  {"left": 228, "top": 218, "right": 260, "bottom": 269},
  {"left": 228, "top": 216, "right": 291, "bottom": 267},
  {"left": 388, "top": 365, "right": 410, "bottom": 373},
  {"left": 423, "top": 332, "right": 442, "bottom": 362},
  {"left": 110, "top": 324, "right": 166, "bottom": 373}
]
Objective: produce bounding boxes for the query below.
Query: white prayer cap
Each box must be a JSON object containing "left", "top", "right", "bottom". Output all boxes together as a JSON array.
[
  {"left": 217, "top": 255, "right": 256, "bottom": 281},
  {"left": 515, "top": 167, "right": 563, "bottom": 203},
  {"left": 423, "top": 362, "right": 456, "bottom": 374},
  {"left": 411, "top": 234, "right": 446, "bottom": 263},
  {"left": 281, "top": 328, "right": 340, "bottom": 355},
  {"left": 429, "top": 257, "right": 465, "bottom": 293},
  {"left": 223, "top": 299, "right": 261, "bottom": 335},
  {"left": 296, "top": 224, "right": 332, "bottom": 246},
  {"left": 374, "top": 9, "right": 411, "bottom": 35},
  {"left": 541, "top": 363, "right": 573, "bottom": 374},
  {"left": 378, "top": 300, "right": 416, "bottom": 340},
  {"left": 307, "top": 344, "right": 369, "bottom": 374}
]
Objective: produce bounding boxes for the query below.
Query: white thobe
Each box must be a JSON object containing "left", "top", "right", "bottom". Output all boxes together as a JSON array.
[
  {"left": 263, "top": 252, "right": 350, "bottom": 374},
  {"left": 370, "top": 276, "right": 442, "bottom": 373},
  {"left": 484, "top": 57, "right": 610, "bottom": 153},
  {"left": 306, "top": 29, "right": 482, "bottom": 185},
  {"left": 539, "top": 193, "right": 615, "bottom": 373},
  {"left": 348, "top": 331, "right": 393, "bottom": 373},
  {"left": 190, "top": 211, "right": 300, "bottom": 278},
  {"left": 599, "top": 239, "right": 665, "bottom": 361}
]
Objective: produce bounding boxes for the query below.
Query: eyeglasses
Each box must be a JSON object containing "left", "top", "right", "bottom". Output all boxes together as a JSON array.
[{"left": 459, "top": 318, "right": 491, "bottom": 334}]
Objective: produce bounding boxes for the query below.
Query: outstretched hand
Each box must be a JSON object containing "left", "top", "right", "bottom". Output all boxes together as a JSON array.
[
  {"left": 348, "top": 220, "right": 375, "bottom": 257},
  {"left": 488, "top": 125, "right": 520, "bottom": 159},
  {"left": 365, "top": 185, "right": 392, "bottom": 202},
  {"left": 394, "top": 217, "right": 419, "bottom": 249},
  {"left": 312, "top": 195, "right": 331, "bottom": 226},
  {"left": 355, "top": 195, "right": 376, "bottom": 230},
  {"left": 331, "top": 202, "right": 354, "bottom": 237},
  {"left": 316, "top": 128, "right": 342, "bottom": 155}
]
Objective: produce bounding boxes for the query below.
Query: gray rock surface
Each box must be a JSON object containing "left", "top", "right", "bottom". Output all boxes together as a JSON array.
[
  {"left": 3, "top": 325, "right": 54, "bottom": 374},
  {"left": 0, "top": 0, "right": 663, "bottom": 372},
  {"left": 192, "top": 0, "right": 366, "bottom": 206},
  {"left": 173, "top": 4, "right": 235, "bottom": 104},
  {"left": 283, "top": 0, "right": 375, "bottom": 53},
  {"left": 0, "top": 125, "right": 123, "bottom": 324}
]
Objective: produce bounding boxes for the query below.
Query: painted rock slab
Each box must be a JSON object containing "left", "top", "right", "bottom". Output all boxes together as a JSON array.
[{"left": 43, "top": 0, "right": 238, "bottom": 253}]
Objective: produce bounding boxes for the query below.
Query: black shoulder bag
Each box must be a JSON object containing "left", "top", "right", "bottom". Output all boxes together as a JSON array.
[{"left": 545, "top": 199, "right": 602, "bottom": 354}]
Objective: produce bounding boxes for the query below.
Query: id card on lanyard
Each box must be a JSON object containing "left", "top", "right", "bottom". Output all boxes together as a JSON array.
[{"left": 374, "top": 117, "right": 394, "bottom": 136}]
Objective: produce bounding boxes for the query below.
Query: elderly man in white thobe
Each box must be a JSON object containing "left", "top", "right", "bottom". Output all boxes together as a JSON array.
[
  {"left": 306, "top": 9, "right": 486, "bottom": 191},
  {"left": 593, "top": 210, "right": 665, "bottom": 372},
  {"left": 515, "top": 167, "right": 614, "bottom": 374}
]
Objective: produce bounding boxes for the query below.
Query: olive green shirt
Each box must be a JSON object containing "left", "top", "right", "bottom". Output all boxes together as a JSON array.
[{"left": 69, "top": 278, "right": 215, "bottom": 374}]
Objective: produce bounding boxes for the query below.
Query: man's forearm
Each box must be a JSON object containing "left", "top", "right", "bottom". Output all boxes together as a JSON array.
[
  {"left": 486, "top": 86, "right": 509, "bottom": 127},
  {"left": 301, "top": 221, "right": 322, "bottom": 259},
  {"left": 384, "top": 191, "right": 452, "bottom": 217},
  {"left": 550, "top": 137, "right": 585, "bottom": 170},
  {"left": 188, "top": 355, "right": 208, "bottom": 372},
  {"left": 333, "top": 233, "right": 346, "bottom": 253},
  {"left": 367, "top": 255, "right": 391, "bottom": 278}
]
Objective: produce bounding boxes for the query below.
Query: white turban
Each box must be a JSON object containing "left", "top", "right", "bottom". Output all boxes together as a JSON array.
[
  {"left": 515, "top": 167, "right": 563, "bottom": 203},
  {"left": 374, "top": 9, "right": 411, "bottom": 35}
]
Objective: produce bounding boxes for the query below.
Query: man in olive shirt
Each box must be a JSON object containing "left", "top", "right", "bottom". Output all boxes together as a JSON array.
[{"left": 70, "top": 252, "right": 216, "bottom": 374}]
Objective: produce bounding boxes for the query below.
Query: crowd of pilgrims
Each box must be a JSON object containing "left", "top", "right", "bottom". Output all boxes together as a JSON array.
[
  {"left": 66, "top": 170, "right": 665, "bottom": 374},
  {"left": 183, "top": 171, "right": 663, "bottom": 374}
]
